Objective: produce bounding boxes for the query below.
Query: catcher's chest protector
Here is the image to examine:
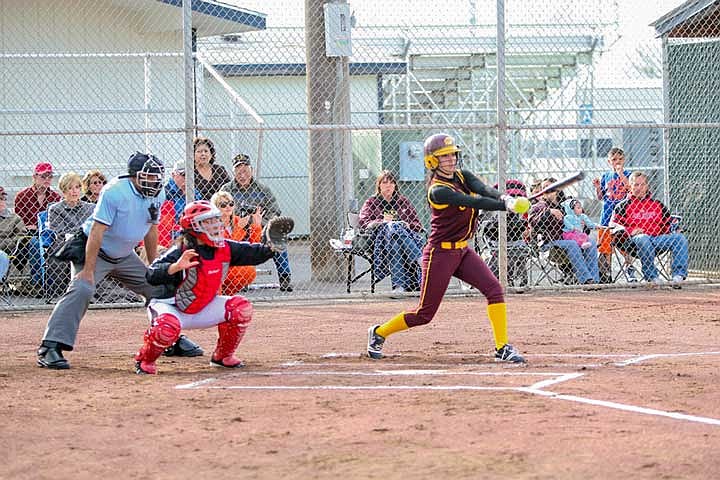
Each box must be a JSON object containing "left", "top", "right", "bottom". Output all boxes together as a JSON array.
[{"left": 175, "top": 245, "right": 231, "bottom": 314}]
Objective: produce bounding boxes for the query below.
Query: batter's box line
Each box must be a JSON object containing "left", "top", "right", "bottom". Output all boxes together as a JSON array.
[
  {"left": 175, "top": 368, "right": 720, "bottom": 427},
  {"left": 614, "top": 350, "right": 720, "bottom": 366}
]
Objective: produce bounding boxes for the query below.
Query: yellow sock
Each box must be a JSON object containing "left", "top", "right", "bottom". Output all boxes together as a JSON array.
[
  {"left": 376, "top": 312, "right": 409, "bottom": 338},
  {"left": 487, "top": 302, "right": 508, "bottom": 350}
]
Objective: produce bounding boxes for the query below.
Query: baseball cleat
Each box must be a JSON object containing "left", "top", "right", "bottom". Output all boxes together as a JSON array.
[
  {"left": 367, "top": 325, "right": 385, "bottom": 359},
  {"left": 210, "top": 356, "right": 245, "bottom": 368},
  {"left": 135, "top": 360, "right": 157, "bottom": 375},
  {"left": 495, "top": 344, "right": 526, "bottom": 363}
]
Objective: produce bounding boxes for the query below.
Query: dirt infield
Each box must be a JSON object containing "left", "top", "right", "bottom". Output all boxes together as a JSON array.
[{"left": 2, "top": 287, "right": 719, "bottom": 479}]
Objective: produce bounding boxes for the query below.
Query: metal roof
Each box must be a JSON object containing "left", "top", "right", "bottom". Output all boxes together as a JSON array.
[
  {"left": 652, "top": 0, "right": 720, "bottom": 37},
  {"left": 104, "top": 0, "right": 266, "bottom": 36},
  {"left": 199, "top": 25, "right": 600, "bottom": 107}
]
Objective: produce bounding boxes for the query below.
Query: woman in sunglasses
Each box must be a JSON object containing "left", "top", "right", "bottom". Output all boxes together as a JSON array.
[
  {"left": 211, "top": 190, "right": 263, "bottom": 294},
  {"left": 80, "top": 169, "right": 107, "bottom": 204}
]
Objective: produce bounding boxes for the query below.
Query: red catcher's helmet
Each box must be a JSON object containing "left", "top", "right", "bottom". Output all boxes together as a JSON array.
[
  {"left": 180, "top": 200, "right": 225, "bottom": 247},
  {"left": 423, "top": 133, "right": 461, "bottom": 170}
]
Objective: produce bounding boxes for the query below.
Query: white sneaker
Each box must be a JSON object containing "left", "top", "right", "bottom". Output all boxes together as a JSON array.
[
  {"left": 651, "top": 277, "right": 665, "bottom": 285},
  {"left": 672, "top": 275, "right": 684, "bottom": 283}
]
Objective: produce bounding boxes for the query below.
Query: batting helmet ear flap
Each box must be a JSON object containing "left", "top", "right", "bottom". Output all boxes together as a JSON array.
[{"left": 424, "top": 153, "right": 439, "bottom": 170}]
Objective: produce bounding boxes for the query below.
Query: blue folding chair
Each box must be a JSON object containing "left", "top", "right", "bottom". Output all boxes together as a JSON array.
[{"left": 36, "top": 210, "right": 56, "bottom": 298}]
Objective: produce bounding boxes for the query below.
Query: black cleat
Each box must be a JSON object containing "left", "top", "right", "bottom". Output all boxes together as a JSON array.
[
  {"left": 37, "top": 342, "right": 70, "bottom": 369},
  {"left": 163, "top": 335, "right": 204, "bottom": 357}
]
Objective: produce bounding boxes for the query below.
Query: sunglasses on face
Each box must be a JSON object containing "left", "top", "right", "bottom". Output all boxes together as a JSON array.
[
  {"left": 91, "top": 179, "right": 107, "bottom": 186},
  {"left": 218, "top": 201, "right": 235, "bottom": 208},
  {"left": 38, "top": 173, "right": 54, "bottom": 179},
  {"left": 0, "top": 195, "right": 7, "bottom": 201}
]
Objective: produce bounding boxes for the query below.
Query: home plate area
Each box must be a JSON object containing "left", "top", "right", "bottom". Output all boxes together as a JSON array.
[{"left": 175, "top": 351, "right": 720, "bottom": 427}]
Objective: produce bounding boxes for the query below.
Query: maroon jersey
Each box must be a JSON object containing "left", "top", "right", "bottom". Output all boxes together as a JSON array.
[{"left": 426, "top": 171, "right": 478, "bottom": 245}]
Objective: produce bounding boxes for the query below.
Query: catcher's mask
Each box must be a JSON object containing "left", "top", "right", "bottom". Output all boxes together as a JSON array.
[
  {"left": 423, "top": 133, "right": 461, "bottom": 170},
  {"left": 126, "top": 152, "right": 165, "bottom": 198},
  {"left": 181, "top": 200, "right": 225, "bottom": 247}
]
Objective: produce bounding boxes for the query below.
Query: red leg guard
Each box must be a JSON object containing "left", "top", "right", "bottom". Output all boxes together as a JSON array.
[
  {"left": 134, "top": 313, "right": 182, "bottom": 374},
  {"left": 212, "top": 296, "right": 253, "bottom": 368}
]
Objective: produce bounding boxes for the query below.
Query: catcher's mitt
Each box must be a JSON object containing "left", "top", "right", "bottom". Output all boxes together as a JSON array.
[{"left": 262, "top": 216, "right": 295, "bottom": 252}]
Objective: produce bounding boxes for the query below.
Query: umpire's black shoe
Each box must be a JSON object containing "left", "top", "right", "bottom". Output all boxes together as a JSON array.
[
  {"left": 163, "top": 335, "right": 204, "bottom": 357},
  {"left": 37, "top": 341, "right": 70, "bottom": 369}
]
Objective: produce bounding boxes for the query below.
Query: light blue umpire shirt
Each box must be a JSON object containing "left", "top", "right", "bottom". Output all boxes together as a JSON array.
[{"left": 82, "top": 177, "right": 164, "bottom": 259}]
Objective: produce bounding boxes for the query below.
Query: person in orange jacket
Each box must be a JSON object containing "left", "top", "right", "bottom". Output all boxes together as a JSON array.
[{"left": 211, "top": 190, "right": 263, "bottom": 294}]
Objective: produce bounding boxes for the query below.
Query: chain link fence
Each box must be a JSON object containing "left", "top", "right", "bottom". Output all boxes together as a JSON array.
[{"left": 1, "top": 0, "right": 718, "bottom": 310}]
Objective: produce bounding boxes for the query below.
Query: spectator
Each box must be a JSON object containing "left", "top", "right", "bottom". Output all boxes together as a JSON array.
[
  {"left": 593, "top": 147, "right": 632, "bottom": 282},
  {"left": 358, "top": 170, "right": 425, "bottom": 292},
  {"left": 81, "top": 170, "right": 107, "bottom": 204},
  {"left": 611, "top": 171, "right": 688, "bottom": 284},
  {"left": 528, "top": 178, "right": 599, "bottom": 284},
  {"left": 593, "top": 147, "right": 631, "bottom": 226},
  {"left": 15, "top": 162, "right": 62, "bottom": 231},
  {"left": 561, "top": 198, "right": 598, "bottom": 249},
  {"left": 159, "top": 160, "right": 200, "bottom": 247},
  {"left": 482, "top": 179, "right": 530, "bottom": 286},
  {"left": 15, "top": 162, "right": 63, "bottom": 293},
  {"left": 0, "top": 186, "right": 28, "bottom": 281},
  {"left": 221, "top": 153, "right": 294, "bottom": 292},
  {"left": 45, "top": 172, "right": 95, "bottom": 297},
  {"left": 211, "top": 190, "right": 263, "bottom": 294},
  {"left": 193, "top": 137, "right": 230, "bottom": 201}
]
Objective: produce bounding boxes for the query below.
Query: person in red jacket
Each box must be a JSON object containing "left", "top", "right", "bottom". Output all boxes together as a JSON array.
[{"left": 611, "top": 171, "right": 688, "bottom": 283}]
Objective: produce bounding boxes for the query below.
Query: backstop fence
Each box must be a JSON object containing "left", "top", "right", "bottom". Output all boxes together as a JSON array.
[{"left": 0, "top": 0, "right": 718, "bottom": 309}]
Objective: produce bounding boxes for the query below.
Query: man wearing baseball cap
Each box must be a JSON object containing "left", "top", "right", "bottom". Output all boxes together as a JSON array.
[
  {"left": 14, "top": 162, "right": 62, "bottom": 293},
  {"left": 221, "top": 153, "right": 294, "bottom": 292},
  {"left": 36, "top": 152, "right": 202, "bottom": 369},
  {"left": 15, "top": 162, "right": 62, "bottom": 231}
]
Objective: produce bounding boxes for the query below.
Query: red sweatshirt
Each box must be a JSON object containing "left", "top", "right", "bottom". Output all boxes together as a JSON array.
[{"left": 612, "top": 194, "right": 671, "bottom": 237}]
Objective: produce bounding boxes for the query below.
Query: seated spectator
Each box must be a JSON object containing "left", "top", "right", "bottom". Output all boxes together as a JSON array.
[
  {"left": 611, "top": 171, "right": 688, "bottom": 284},
  {"left": 158, "top": 160, "right": 200, "bottom": 247},
  {"left": 221, "top": 153, "right": 294, "bottom": 292},
  {"left": 211, "top": 190, "right": 263, "bottom": 294},
  {"left": 358, "top": 170, "right": 425, "bottom": 293},
  {"left": 528, "top": 178, "right": 599, "bottom": 284},
  {"left": 193, "top": 137, "right": 230, "bottom": 201},
  {"left": 561, "top": 198, "right": 598, "bottom": 249},
  {"left": 483, "top": 179, "right": 530, "bottom": 286},
  {"left": 15, "top": 162, "right": 62, "bottom": 293},
  {"left": 81, "top": 170, "right": 107, "bottom": 204},
  {"left": 0, "top": 186, "right": 28, "bottom": 281},
  {"left": 45, "top": 172, "right": 95, "bottom": 297}
]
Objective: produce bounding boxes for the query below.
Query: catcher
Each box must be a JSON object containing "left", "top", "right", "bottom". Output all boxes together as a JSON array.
[{"left": 134, "top": 200, "right": 293, "bottom": 374}]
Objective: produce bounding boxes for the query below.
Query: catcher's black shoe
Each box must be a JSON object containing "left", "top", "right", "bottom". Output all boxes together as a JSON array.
[
  {"left": 163, "top": 335, "right": 204, "bottom": 357},
  {"left": 495, "top": 344, "right": 526, "bottom": 363},
  {"left": 37, "top": 341, "right": 70, "bottom": 369},
  {"left": 367, "top": 325, "right": 385, "bottom": 359}
]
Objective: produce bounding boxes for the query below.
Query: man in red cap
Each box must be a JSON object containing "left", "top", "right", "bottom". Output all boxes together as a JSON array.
[
  {"left": 15, "top": 162, "right": 61, "bottom": 231},
  {"left": 14, "top": 163, "right": 62, "bottom": 293}
]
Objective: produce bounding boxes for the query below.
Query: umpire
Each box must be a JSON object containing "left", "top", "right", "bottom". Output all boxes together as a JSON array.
[{"left": 37, "top": 153, "right": 201, "bottom": 369}]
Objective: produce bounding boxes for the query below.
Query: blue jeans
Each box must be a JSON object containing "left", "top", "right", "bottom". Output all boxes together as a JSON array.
[
  {"left": 27, "top": 237, "right": 44, "bottom": 285},
  {"left": 632, "top": 233, "right": 688, "bottom": 280},
  {"left": 0, "top": 251, "right": 9, "bottom": 281},
  {"left": 383, "top": 222, "right": 423, "bottom": 290},
  {"left": 273, "top": 250, "right": 291, "bottom": 277},
  {"left": 549, "top": 238, "right": 600, "bottom": 284}
]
